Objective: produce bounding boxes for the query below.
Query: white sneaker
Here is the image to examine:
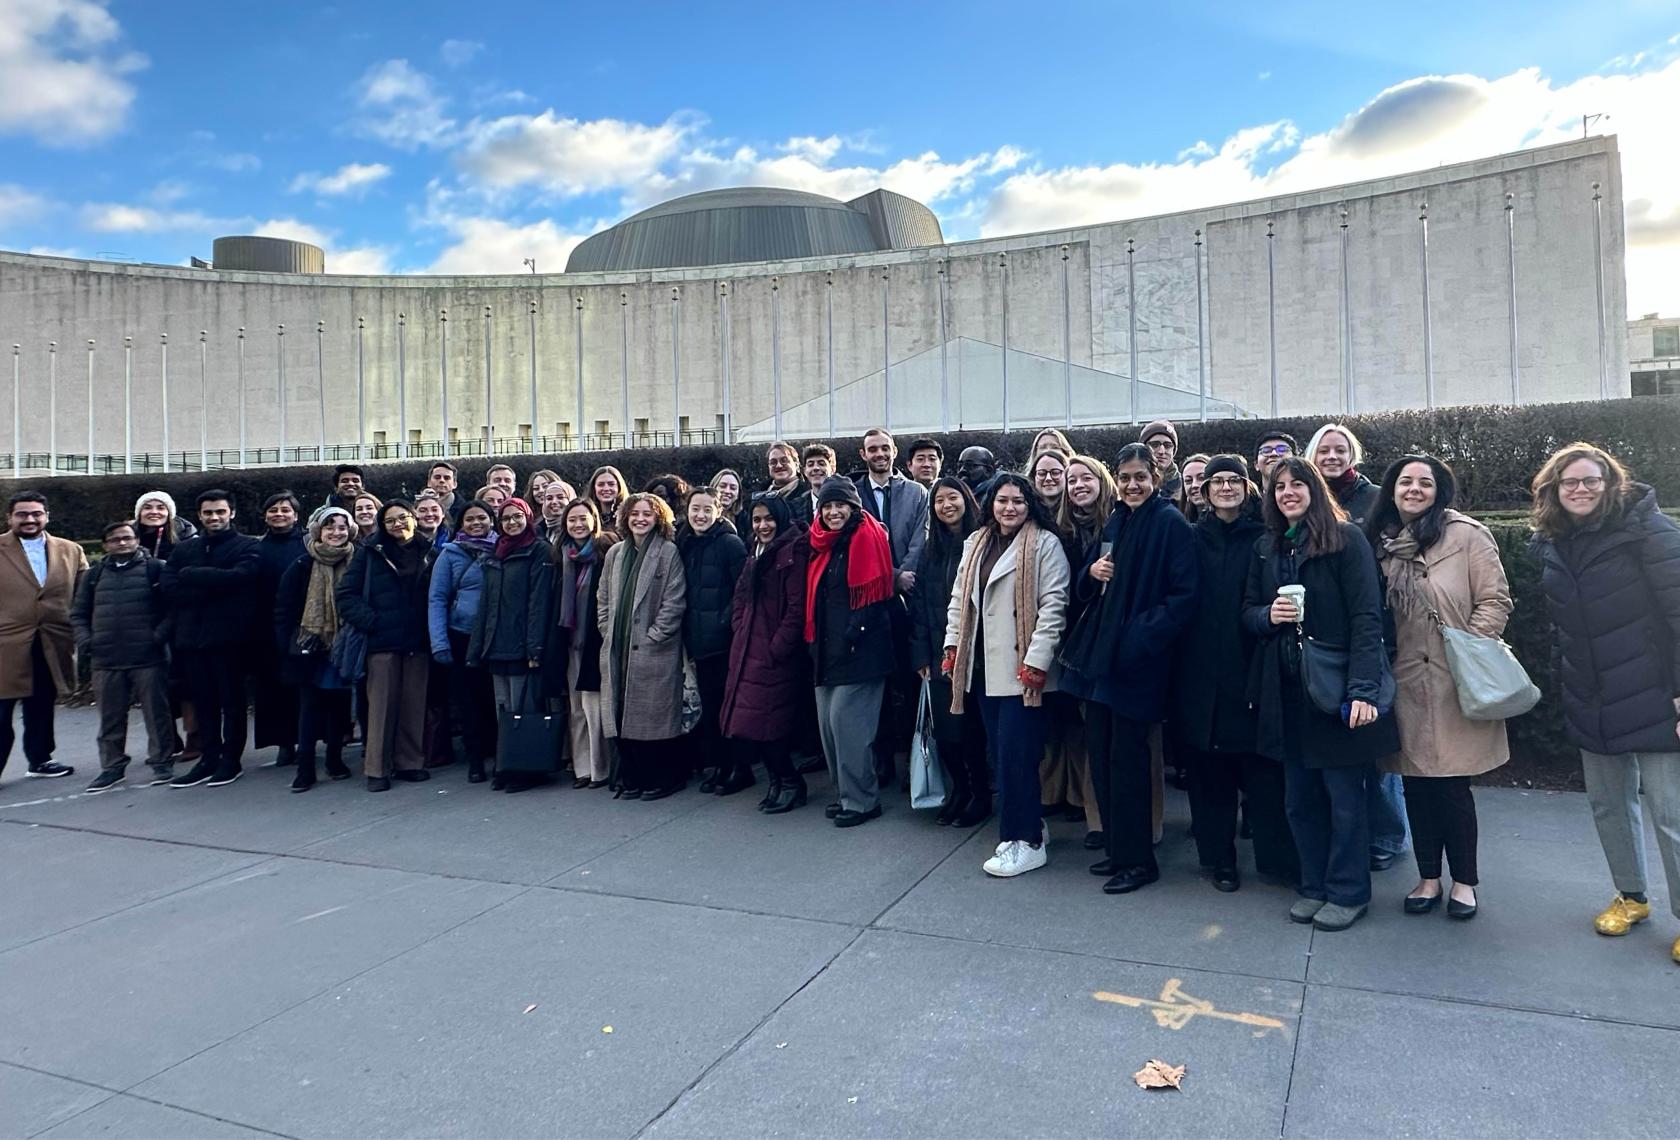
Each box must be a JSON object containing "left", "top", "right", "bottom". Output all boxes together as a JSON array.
[
  {"left": 984, "top": 841, "right": 1018, "bottom": 875},
  {"left": 984, "top": 840, "right": 1048, "bottom": 878}
]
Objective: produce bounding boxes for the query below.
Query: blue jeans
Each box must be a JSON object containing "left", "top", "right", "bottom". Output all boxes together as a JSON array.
[
  {"left": 976, "top": 694, "right": 1048, "bottom": 843},
  {"left": 1367, "top": 770, "right": 1411, "bottom": 857},
  {"left": 1285, "top": 761, "right": 1373, "bottom": 907}
]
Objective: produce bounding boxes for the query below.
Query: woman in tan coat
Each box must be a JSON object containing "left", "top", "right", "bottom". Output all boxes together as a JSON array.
[
  {"left": 1368, "top": 454, "right": 1512, "bottom": 921},
  {"left": 597, "top": 493, "right": 688, "bottom": 800}
]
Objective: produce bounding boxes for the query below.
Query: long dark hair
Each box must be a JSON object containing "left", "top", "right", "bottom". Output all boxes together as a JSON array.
[
  {"left": 1261, "top": 457, "right": 1347, "bottom": 558},
  {"left": 925, "top": 476, "right": 981, "bottom": 566},
  {"left": 1367, "top": 453, "right": 1457, "bottom": 552},
  {"left": 980, "top": 471, "right": 1057, "bottom": 538}
]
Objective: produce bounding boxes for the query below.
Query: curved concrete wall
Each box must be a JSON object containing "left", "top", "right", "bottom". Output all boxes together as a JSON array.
[{"left": 0, "top": 137, "right": 1627, "bottom": 466}]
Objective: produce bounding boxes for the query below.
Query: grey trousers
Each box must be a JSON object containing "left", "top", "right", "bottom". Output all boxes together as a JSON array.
[
  {"left": 816, "top": 680, "right": 885, "bottom": 813},
  {"left": 1581, "top": 749, "right": 1680, "bottom": 920},
  {"left": 491, "top": 673, "right": 533, "bottom": 714},
  {"left": 93, "top": 666, "right": 173, "bottom": 770}
]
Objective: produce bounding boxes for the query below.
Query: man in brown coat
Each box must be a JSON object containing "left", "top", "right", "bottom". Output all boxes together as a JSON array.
[{"left": 0, "top": 491, "right": 89, "bottom": 780}]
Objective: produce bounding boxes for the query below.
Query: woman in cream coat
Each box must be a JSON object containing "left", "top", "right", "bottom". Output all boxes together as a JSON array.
[
  {"left": 943, "top": 473, "right": 1070, "bottom": 879},
  {"left": 1368, "top": 454, "right": 1513, "bottom": 921}
]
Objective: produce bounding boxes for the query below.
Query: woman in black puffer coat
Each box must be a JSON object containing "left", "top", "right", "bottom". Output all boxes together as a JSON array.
[
  {"left": 1531, "top": 443, "right": 1680, "bottom": 959},
  {"left": 679, "top": 487, "right": 749, "bottom": 794},
  {"left": 909, "top": 477, "right": 989, "bottom": 826}
]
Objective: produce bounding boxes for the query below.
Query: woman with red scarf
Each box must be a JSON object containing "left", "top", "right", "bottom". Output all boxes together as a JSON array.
[
  {"left": 466, "top": 497, "right": 554, "bottom": 790},
  {"left": 805, "top": 479, "right": 897, "bottom": 828}
]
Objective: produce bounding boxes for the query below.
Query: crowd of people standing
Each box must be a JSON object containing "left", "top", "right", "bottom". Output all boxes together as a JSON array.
[{"left": 2, "top": 424, "right": 1678, "bottom": 960}]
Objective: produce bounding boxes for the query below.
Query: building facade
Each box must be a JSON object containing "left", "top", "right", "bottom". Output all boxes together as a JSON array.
[
  {"left": 1630, "top": 313, "right": 1680, "bottom": 397},
  {"left": 0, "top": 135, "right": 1629, "bottom": 472}
]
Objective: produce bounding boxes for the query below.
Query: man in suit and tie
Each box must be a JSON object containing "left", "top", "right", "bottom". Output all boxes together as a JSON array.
[
  {"left": 0, "top": 491, "right": 89, "bottom": 780},
  {"left": 854, "top": 429, "right": 929, "bottom": 788}
]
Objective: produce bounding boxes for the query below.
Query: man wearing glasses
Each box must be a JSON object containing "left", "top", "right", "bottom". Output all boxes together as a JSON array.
[
  {"left": 0, "top": 492, "right": 89, "bottom": 781},
  {"left": 1140, "top": 420, "right": 1184, "bottom": 507},
  {"left": 1253, "top": 432, "right": 1299, "bottom": 483}
]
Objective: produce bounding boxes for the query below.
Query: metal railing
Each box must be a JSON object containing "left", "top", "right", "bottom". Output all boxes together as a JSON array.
[{"left": 0, "top": 429, "right": 730, "bottom": 477}]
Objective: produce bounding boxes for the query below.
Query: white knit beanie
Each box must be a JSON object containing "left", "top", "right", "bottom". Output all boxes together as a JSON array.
[{"left": 135, "top": 490, "right": 177, "bottom": 519}]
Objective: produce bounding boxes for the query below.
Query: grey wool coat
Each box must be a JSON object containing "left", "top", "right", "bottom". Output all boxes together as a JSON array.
[{"left": 597, "top": 533, "right": 688, "bottom": 741}]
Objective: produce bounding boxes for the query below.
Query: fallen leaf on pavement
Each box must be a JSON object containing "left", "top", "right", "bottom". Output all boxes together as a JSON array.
[
  {"left": 602, "top": 1026, "right": 613, "bottom": 1034},
  {"left": 522, "top": 1004, "right": 538, "bottom": 1015},
  {"left": 1133, "top": 1060, "right": 1186, "bottom": 1090}
]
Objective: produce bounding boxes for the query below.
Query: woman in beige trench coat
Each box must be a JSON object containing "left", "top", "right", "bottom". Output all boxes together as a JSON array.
[
  {"left": 598, "top": 493, "right": 688, "bottom": 801},
  {"left": 1369, "top": 454, "right": 1513, "bottom": 922}
]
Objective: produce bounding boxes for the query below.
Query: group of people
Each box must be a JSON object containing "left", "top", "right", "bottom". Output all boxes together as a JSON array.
[{"left": 2, "top": 422, "right": 1677, "bottom": 958}]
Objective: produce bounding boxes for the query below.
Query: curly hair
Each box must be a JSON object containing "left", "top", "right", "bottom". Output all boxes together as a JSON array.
[
  {"left": 1529, "top": 442, "right": 1634, "bottom": 540},
  {"left": 616, "top": 492, "right": 677, "bottom": 542}
]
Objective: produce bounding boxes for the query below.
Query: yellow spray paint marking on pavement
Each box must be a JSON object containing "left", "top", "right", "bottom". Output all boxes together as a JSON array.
[{"left": 1093, "top": 978, "right": 1286, "bottom": 1037}]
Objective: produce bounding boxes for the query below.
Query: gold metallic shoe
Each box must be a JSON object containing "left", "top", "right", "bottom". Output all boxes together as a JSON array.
[
  {"left": 1671, "top": 935, "right": 1679, "bottom": 964},
  {"left": 1594, "top": 895, "right": 1651, "bottom": 936}
]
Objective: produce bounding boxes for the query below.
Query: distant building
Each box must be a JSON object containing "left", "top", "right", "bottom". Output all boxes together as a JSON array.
[{"left": 1631, "top": 314, "right": 1680, "bottom": 397}]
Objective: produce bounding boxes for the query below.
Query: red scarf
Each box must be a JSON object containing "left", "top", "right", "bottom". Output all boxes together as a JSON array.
[
  {"left": 494, "top": 498, "right": 539, "bottom": 561},
  {"left": 804, "top": 512, "right": 895, "bottom": 643}
]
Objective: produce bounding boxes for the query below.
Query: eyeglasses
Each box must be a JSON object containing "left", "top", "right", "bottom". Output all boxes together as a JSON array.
[
  {"left": 1205, "top": 476, "right": 1246, "bottom": 490},
  {"left": 1559, "top": 476, "right": 1605, "bottom": 492},
  {"left": 1034, "top": 469, "right": 1062, "bottom": 481},
  {"left": 1257, "top": 444, "right": 1293, "bottom": 457}
]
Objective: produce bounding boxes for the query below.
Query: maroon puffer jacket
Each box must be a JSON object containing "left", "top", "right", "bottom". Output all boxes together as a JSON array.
[{"left": 719, "top": 526, "right": 810, "bottom": 743}]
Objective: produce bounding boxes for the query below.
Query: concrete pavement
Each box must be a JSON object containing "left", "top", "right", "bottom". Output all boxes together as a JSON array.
[{"left": 2, "top": 705, "right": 1677, "bottom": 1139}]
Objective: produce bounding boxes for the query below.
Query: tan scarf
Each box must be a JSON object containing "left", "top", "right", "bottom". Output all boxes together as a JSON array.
[
  {"left": 300, "top": 538, "right": 353, "bottom": 646},
  {"left": 1379, "top": 525, "right": 1431, "bottom": 620},
  {"left": 949, "top": 521, "right": 1042, "bottom": 714}
]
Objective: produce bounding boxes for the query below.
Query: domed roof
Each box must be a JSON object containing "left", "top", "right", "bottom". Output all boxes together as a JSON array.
[{"left": 565, "top": 186, "right": 943, "bottom": 273}]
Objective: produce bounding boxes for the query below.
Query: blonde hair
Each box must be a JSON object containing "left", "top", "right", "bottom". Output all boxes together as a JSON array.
[
  {"left": 1055, "top": 454, "right": 1118, "bottom": 538},
  {"left": 1306, "top": 423, "right": 1364, "bottom": 469}
]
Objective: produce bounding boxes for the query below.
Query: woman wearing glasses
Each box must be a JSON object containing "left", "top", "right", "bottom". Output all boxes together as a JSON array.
[
  {"left": 1059, "top": 443, "right": 1199, "bottom": 895},
  {"left": 1532, "top": 443, "right": 1680, "bottom": 964}
]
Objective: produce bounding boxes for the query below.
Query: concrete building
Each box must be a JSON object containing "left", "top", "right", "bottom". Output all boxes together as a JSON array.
[
  {"left": 0, "top": 135, "right": 1628, "bottom": 473},
  {"left": 1630, "top": 313, "right": 1680, "bottom": 397}
]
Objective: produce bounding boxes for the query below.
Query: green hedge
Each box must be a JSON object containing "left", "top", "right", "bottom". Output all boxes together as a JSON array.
[{"left": 1486, "top": 522, "right": 1577, "bottom": 789}]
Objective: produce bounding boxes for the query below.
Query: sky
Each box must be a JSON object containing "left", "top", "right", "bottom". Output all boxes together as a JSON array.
[{"left": 1, "top": 0, "right": 1677, "bottom": 314}]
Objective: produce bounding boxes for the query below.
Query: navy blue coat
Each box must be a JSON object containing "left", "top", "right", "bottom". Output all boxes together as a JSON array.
[
  {"left": 1241, "top": 522, "right": 1401, "bottom": 768},
  {"left": 1058, "top": 493, "right": 1199, "bottom": 722},
  {"left": 1535, "top": 486, "right": 1680, "bottom": 755}
]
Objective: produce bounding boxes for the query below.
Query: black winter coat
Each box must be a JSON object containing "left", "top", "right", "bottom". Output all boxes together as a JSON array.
[
  {"left": 336, "top": 541, "right": 436, "bottom": 655},
  {"left": 808, "top": 535, "right": 893, "bottom": 687},
  {"left": 251, "top": 530, "right": 306, "bottom": 642},
  {"left": 1172, "top": 510, "right": 1265, "bottom": 753},
  {"left": 680, "top": 522, "right": 748, "bottom": 661},
  {"left": 467, "top": 542, "right": 553, "bottom": 669},
  {"left": 272, "top": 554, "right": 337, "bottom": 687},
  {"left": 1335, "top": 473, "right": 1381, "bottom": 531},
  {"left": 1059, "top": 493, "right": 1199, "bottom": 722},
  {"left": 1535, "top": 485, "right": 1680, "bottom": 755},
  {"left": 907, "top": 527, "right": 969, "bottom": 674},
  {"left": 162, "top": 530, "right": 262, "bottom": 651},
  {"left": 70, "top": 552, "right": 167, "bottom": 670},
  {"left": 1241, "top": 522, "right": 1401, "bottom": 768}
]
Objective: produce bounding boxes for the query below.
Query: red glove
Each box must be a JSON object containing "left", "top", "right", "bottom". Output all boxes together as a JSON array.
[
  {"left": 940, "top": 647, "right": 957, "bottom": 676},
  {"left": 1017, "top": 664, "right": 1048, "bottom": 690}
]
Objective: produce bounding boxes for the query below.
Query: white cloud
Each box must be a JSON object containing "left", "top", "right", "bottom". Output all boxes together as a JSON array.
[
  {"left": 327, "top": 245, "right": 394, "bottom": 275},
  {"left": 204, "top": 152, "right": 261, "bottom": 173},
  {"left": 250, "top": 218, "right": 391, "bottom": 274},
  {"left": 423, "top": 215, "right": 589, "bottom": 275},
  {"left": 0, "top": 183, "right": 48, "bottom": 225},
  {"left": 289, "top": 161, "right": 392, "bottom": 196},
  {"left": 251, "top": 217, "right": 332, "bottom": 248},
  {"left": 80, "top": 203, "right": 223, "bottom": 232},
  {"left": 355, "top": 59, "right": 455, "bottom": 149},
  {"left": 0, "top": 0, "right": 147, "bottom": 144},
  {"left": 439, "top": 38, "right": 483, "bottom": 68},
  {"left": 976, "top": 58, "right": 1680, "bottom": 314},
  {"left": 459, "top": 111, "right": 693, "bottom": 196}
]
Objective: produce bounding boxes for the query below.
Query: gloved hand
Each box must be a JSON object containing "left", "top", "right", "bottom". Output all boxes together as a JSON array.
[
  {"left": 1017, "top": 664, "right": 1048, "bottom": 691},
  {"left": 433, "top": 650, "right": 453, "bottom": 666},
  {"left": 940, "top": 647, "right": 957, "bottom": 676}
]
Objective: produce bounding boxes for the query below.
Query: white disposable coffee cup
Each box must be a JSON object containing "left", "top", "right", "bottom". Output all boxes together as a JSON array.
[{"left": 1278, "top": 584, "right": 1306, "bottom": 623}]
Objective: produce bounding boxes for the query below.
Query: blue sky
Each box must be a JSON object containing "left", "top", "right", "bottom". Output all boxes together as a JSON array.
[{"left": 1, "top": 0, "right": 1677, "bottom": 311}]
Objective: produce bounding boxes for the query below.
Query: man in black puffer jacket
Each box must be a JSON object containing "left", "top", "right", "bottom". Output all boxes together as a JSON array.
[
  {"left": 679, "top": 486, "right": 748, "bottom": 792},
  {"left": 71, "top": 522, "right": 174, "bottom": 793},
  {"left": 163, "top": 490, "right": 261, "bottom": 789}
]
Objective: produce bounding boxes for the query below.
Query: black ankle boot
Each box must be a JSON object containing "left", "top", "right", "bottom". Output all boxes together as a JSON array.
[
  {"left": 274, "top": 744, "right": 296, "bottom": 768},
  {"left": 468, "top": 757, "right": 487, "bottom": 784},
  {"left": 290, "top": 762, "right": 316, "bottom": 792},
  {"left": 758, "top": 778, "right": 782, "bottom": 811},
  {"left": 954, "top": 792, "right": 992, "bottom": 828},
  {"left": 324, "top": 754, "right": 351, "bottom": 781},
  {"left": 716, "top": 765, "right": 756, "bottom": 796},
  {"left": 764, "top": 776, "right": 807, "bottom": 814}
]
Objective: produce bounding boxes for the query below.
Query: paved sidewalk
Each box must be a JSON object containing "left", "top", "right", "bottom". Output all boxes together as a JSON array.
[{"left": 2, "top": 705, "right": 1677, "bottom": 1139}]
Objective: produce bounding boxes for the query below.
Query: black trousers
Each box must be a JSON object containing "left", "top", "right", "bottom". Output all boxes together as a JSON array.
[
  {"left": 928, "top": 674, "right": 990, "bottom": 807},
  {"left": 871, "top": 606, "right": 915, "bottom": 779},
  {"left": 1402, "top": 774, "right": 1479, "bottom": 885},
  {"left": 0, "top": 635, "right": 57, "bottom": 772},
  {"left": 733, "top": 735, "right": 795, "bottom": 781},
  {"left": 618, "top": 737, "right": 685, "bottom": 794},
  {"left": 248, "top": 643, "right": 298, "bottom": 752},
  {"left": 1086, "top": 704, "right": 1156, "bottom": 870},
  {"left": 296, "top": 685, "right": 352, "bottom": 768},
  {"left": 1183, "top": 745, "right": 1299, "bottom": 882},
  {"left": 179, "top": 647, "right": 248, "bottom": 771},
  {"left": 446, "top": 630, "right": 496, "bottom": 763},
  {"left": 692, "top": 653, "right": 731, "bottom": 773}
]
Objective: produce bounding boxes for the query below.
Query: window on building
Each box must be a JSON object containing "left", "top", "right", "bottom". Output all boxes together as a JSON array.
[
  {"left": 1654, "top": 326, "right": 1680, "bottom": 358},
  {"left": 1633, "top": 370, "right": 1680, "bottom": 397}
]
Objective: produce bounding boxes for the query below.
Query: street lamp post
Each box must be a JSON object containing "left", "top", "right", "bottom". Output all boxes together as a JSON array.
[
  {"left": 198, "top": 330, "right": 208, "bottom": 471},
  {"left": 86, "top": 339, "right": 96, "bottom": 474},
  {"left": 275, "top": 325, "right": 285, "bottom": 464},
  {"left": 236, "top": 328, "right": 246, "bottom": 467},
  {"left": 315, "top": 319, "right": 327, "bottom": 460},
  {"left": 160, "top": 333, "right": 170, "bottom": 471},
  {"left": 47, "top": 341, "right": 57, "bottom": 474},
  {"left": 123, "top": 336, "right": 133, "bottom": 474}
]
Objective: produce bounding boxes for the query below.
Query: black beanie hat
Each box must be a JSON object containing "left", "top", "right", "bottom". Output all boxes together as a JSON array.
[
  {"left": 816, "top": 478, "right": 863, "bottom": 510},
  {"left": 1201, "top": 455, "right": 1252, "bottom": 485}
]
